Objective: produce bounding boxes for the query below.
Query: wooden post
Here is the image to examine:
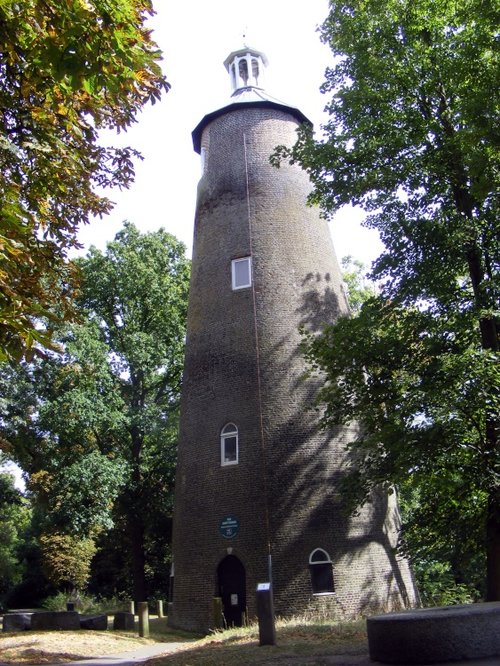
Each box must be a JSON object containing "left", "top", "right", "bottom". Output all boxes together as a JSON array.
[
  {"left": 138, "top": 601, "right": 149, "bottom": 637},
  {"left": 212, "top": 597, "right": 224, "bottom": 629},
  {"left": 129, "top": 600, "right": 135, "bottom": 615}
]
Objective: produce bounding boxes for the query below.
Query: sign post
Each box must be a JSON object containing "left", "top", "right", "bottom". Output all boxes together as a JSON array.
[{"left": 256, "top": 582, "right": 276, "bottom": 646}]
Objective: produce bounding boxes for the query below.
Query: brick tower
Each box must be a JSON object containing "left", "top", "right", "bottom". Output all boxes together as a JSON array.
[{"left": 169, "top": 47, "right": 417, "bottom": 633}]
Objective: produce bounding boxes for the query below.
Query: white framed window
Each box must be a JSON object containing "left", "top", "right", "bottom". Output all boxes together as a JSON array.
[
  {"left": 221, "top": 423, "right": 238, "bottom": 466},
  {"left": 231, "top": 257, "right": 252, "bottom": 290},
  {"left": 309, "top": 548, "right": 335, "bottom": 594}
]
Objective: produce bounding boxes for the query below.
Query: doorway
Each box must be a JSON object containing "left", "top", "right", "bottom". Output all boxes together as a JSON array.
[{"left": 217, "top": 555, "right": 246, "bottom": 627}]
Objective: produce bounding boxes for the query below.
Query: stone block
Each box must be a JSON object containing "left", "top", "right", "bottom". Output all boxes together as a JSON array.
[
  {"left": 30, "top": 611, "right": 80, "bottom": 631},
  {"left": 113, "top": 611, "right": 135, "bottom": 631},
  {"left": 80, "top": 614, "right": 108, "bottom": 630},
  {"left": 367, "top": 601, "right": 500, "bottom": 664},
  {"left": 2, "top": 613, "right": 32, "bottom": 632}
]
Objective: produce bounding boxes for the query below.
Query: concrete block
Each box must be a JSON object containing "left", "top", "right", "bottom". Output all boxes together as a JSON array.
[
  {"left": 367, "top": 601, "right": 500, "bottom": 664},
  {"left": 80, "top": 614, "right": 108, "bottom": 630},
  {"left": 2, "top": 613, "right": 32, "bottom": 632},
  {"left": 113, "top": 611, "right": 135, "bottom": 630},
  {"left": 31, "top": 611, "right": 80, "bottom": 631}
]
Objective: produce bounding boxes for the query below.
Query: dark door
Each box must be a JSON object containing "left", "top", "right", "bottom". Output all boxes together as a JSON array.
[{"left": 217, "top": 555, "right": 246, "bottom": 627}]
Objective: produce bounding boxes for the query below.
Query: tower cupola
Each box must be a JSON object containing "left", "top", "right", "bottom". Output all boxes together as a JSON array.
[{"left": 223, "top": 47, "right": 268, "bottom": 96}]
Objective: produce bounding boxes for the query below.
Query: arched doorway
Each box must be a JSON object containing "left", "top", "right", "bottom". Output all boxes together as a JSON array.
[{"left": 217, "top": 555, "right": 246, "bottom": 627}]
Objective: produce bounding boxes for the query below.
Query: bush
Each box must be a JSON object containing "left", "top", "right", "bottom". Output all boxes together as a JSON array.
[
  {"left": 414, "top": 560, "right": 480, "bottom": 607},
  {"left": 42, "top": 593, "right": 129, "bottom": 614}
]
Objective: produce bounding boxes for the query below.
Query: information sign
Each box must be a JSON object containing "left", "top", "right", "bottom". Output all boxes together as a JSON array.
[{"left": 219, "top": 515, "right": 239, "bottom": 539}]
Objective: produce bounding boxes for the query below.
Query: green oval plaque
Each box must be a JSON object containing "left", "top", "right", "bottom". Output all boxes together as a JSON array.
[{"left": 219, "top": 515, "right": 239, "bottom": 539}]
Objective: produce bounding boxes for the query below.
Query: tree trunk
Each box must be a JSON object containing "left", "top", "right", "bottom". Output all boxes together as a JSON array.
[
  {"left": 129, "top": 510, "right": 147, "bottom": 603},
  {"left": 129, "top": 414, "right": 147, "bottom": 603},
  {"left": 486, "top": 488, "right": 500, "bottom": 601},
  {"left": 464, "top": 237, "right": 499, "bottom": 601}
]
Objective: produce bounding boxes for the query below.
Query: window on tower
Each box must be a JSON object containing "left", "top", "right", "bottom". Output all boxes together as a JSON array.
[
  {"left": 231, "top": 257, "right": 252, "bottom": 290},
  {"left": 309, "top": 548, "right": 335, "bottom": 594},
  {"left": 221, "top": 423, "right": 238, "bottom": 466},
  {"left": 252, "top": 58, "right": 259, "bottom": 84},
  {"left": 238, "top": 59, "right": 249, "bottom": 86}
]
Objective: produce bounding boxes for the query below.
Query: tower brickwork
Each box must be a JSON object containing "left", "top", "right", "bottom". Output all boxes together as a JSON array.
[{"left": 169, "top": 48, "right": 417, "bottom": 633}]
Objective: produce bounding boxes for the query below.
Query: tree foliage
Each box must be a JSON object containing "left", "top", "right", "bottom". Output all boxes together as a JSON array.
[
  {"left": 0, "top": 0, "right": 169, "bottom": 361},
  {"left": 341, "top": 255, "right": 376, "bottom": 312},
  {"left": 0, "top": 223, "right": 190, "bottom": 601},
  {"left": 278, "top": 0, "right": 499, "bottom": 599},
  {"left": 0, "top": 471, "right": 30, "bottom": 605},
  {"left": 39, "top": 532, "right": 96, "bottom": 592}
]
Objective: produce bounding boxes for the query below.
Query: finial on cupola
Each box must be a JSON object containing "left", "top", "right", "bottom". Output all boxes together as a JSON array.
[{"left": 223, "top": 46, "right": 269, "bottom": 96}]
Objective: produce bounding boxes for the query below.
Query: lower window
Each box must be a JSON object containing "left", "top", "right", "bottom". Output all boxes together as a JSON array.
[{"left": 309, "top": 548, "right": 334, "bottom": 594}]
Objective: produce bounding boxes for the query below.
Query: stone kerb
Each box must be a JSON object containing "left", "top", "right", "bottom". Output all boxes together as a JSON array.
[{"left": 367, "top": 601, "right": 500, "bottom": 664}]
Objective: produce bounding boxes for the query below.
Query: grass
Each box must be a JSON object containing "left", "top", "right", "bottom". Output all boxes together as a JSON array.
[
  {"left": 0, "top": 616, "right": 194, "bottom": 664},
  {"left": 149, "top": 616, "right": 369, "bottom": 666},
  {"left": 0, "top": 614, "right": 370, "bottom": 665}
]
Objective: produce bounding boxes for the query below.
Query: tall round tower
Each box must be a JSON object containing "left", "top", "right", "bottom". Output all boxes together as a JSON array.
[{"left": 169, "top": 47, "right": 417, "bottom": 633}]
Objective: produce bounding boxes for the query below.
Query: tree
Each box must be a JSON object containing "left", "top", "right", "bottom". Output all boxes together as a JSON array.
[
  {"left": 0, "top": 223, "right": 190, "bottom": 602},
  {"left": 276, "top": 0, "right": 499, "bottom": 598},
  {"left": 0, "top": 0, "right": 169, "bottom": 362},
  {"left": 39, "top": 532, "right": 96, "bottom": 593},
  {"left": 76, "top": 222, "right": 189, "bottom": 601},
  {"left": 0, "top": 471, "right": 30, "bottom": 607},
  {"left": 340, "top": 255, "right": 377, "bottom": 312}
]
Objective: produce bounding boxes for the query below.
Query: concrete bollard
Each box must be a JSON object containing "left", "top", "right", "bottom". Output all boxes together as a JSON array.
[
  {"left": 157, "top": 599, "right": 164, "bottom": 618},
  {"left": 137, "top": 601, "right": 149, "bottom": 638},
  {"left": 129, "top": 600, "right": 135, "bottom": 615}
]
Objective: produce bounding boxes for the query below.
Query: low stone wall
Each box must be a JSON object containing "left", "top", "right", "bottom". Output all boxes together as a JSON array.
[
  {"left": 2, "top": 611, "right": 109, "bottom": 632},
  {"left": 367, "top": 601, "right": 500, "bottom": 664}
]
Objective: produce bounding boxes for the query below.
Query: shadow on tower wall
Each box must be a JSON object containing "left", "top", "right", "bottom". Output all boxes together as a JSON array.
[{"left": 256, "top": 270, "right": 416, "bottom": 618}]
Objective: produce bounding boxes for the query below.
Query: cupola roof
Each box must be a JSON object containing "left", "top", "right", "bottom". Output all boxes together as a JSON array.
[{"left": 192, "top": 46, "right": 312, "bottom": 154}]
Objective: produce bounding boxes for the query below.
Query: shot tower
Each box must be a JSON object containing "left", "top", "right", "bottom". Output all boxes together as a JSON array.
[{"left": 169, "top": 47, "right": 416, "bottom": 633}]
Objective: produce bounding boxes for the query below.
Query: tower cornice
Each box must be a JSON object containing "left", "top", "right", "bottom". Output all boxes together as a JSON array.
[{"left": 192, "top": 98, "right": 311, "bottom": 154}]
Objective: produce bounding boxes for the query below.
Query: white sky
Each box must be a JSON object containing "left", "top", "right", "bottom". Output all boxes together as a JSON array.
[{"left": 77, "top": 0, "right": 383, "bottom": 265}]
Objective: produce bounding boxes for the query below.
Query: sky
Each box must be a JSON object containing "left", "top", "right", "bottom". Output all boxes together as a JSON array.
[{"left": 77, "top": 0, "right": 383, "bottom": 265}]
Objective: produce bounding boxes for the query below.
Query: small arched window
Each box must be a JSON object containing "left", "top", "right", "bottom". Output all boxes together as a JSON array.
[
  {"left": 309, "top": 548, "right": 334, "bottom": 594},
  {"left": 221, "top": 423, "right": 238, "bottom": 466}
]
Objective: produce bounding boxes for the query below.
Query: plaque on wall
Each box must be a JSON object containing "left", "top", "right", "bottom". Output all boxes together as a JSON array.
[{"left": 219, "top": 515, "right": 239, "bottom": 539}]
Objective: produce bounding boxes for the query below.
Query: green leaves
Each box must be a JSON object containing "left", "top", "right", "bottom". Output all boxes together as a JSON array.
[
  {"left": 286, "top": 0, "right": 499, "bottom": 596},
  {"left": 0, "top": 223, "right": 190, "bottom": 597},
  {"left": 0, "top": 0, "right": 169, "bottom": 361},
  {"left": 303, "top": 294, "right": 498, "bottom": 596}
]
